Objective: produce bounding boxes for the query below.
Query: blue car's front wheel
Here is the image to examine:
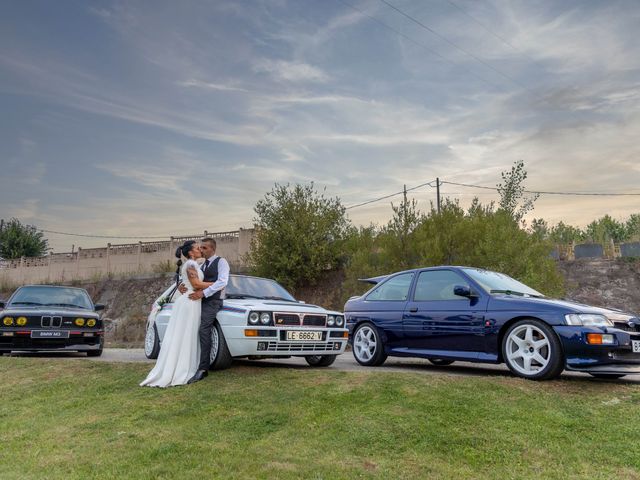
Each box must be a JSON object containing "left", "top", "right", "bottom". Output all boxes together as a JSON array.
[
  {"left": 502, "top": 319, "right": 563, "bottom": 380},
  {"left": 352, "top": 322, "right": 387, "bottom": 367}
]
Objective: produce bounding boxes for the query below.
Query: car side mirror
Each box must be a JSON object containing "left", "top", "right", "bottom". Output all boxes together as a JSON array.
[
  {"left": 0, "top": 301, "right": 5, "bottom": 309},
  {"left": 453, "top": 285, "right": 476, "bottom": 298},
  {"left": 94, "top": 304, "right": 106, "bottom": 311}
]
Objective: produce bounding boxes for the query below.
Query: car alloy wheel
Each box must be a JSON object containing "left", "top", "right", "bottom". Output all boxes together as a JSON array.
[
  {"left": 503, "top": 319, "right": 563, "bottom": 380},
  {"left": 352, "top": 322, "right": 387, "bottom": 366},
  {"left": 209, "top": 326, "right": 219, "bottom": 365},
  {"left": 144, "top": 324, "right": 160, "bottom": 359},
  {"left": 209, "top": 322, "right": 233, "bottom": 370}
]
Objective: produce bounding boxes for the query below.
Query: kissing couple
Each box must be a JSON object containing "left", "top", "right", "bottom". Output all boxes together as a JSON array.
[{"left": 140, "top": 238, "right": 229, "bottom": 388}]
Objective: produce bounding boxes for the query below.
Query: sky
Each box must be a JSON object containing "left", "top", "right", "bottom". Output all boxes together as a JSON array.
[{"left": 1, "top": 0, "right": 639, "bottom": 252}]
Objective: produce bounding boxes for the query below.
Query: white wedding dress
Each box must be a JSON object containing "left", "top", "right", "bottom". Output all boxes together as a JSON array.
[{"left": 140, "top": 260, "right": 202, "bottom": 387}]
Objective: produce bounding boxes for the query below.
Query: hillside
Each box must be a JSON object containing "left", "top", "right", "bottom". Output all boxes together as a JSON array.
[{"left": 1, "top": 259, "right": 639, "bottom": 347}]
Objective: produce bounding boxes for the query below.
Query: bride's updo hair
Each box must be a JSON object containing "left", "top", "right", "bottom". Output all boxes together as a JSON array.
[{"left": 175, "top": 240, "right": 196, "bottom": 281}]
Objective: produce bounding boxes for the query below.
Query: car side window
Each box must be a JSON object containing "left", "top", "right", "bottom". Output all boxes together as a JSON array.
[
  {"left": 366, "top": 273, "right": 414, "bottom": 301},
  {"left": 414, "top": 270, "right": 469, "bottom": 301}
]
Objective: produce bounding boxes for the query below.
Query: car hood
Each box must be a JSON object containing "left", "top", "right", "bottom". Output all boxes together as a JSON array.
[
  {"left": 224, "top": 298, "right": 342, "bottom": 315},
  {"left": 488, "top": 295, "right": 637, "bottom": 317},
  {"left": 0, "top": 306, "right": 99, "bottom": 318}
]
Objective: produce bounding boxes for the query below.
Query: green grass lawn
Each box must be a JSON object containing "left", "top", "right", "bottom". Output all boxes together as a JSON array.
[{"left": 1, "top": 358, "right": 640, "bottom": 480}]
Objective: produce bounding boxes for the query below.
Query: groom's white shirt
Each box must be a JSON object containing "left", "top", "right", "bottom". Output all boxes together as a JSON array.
[{"left": 202, "top": 255, "right": 229, "bottom": 299}]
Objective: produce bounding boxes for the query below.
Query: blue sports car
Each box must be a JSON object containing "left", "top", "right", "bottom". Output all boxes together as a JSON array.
[{"left": 344, "top": 266, "right": 640, "bottom": 380}]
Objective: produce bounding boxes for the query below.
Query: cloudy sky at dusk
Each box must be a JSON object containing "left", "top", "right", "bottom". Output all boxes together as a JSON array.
[{"left": 1, "top": 0, "right": 639, "bottom": 252}]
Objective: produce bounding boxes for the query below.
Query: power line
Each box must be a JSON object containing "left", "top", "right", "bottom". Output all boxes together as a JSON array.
[
  {"left": 335, "top": 0, "right": 501, "bottom": 90},
  {"left": 442, "top": 0, "right": 533, "bottom": 60},
  {"left": 378, "top": 0, "right": 527, "bottom": 89},
  {"left": 40, "top": 223, "right": 254, "bottom": 240},
  {"left": 346, "top": 179, "right": 436, "bottom": 210},
  {"left": 441, "top": 180, "right": 640, "bottom": 196}
]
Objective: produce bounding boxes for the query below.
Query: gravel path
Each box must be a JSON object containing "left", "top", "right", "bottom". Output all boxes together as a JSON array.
[{"left": 6, "top": 348, "right": 640, "bottom": 383}]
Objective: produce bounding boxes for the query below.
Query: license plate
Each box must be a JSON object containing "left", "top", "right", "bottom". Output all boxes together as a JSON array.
[
  {"left": 286, "top": 331, "right": 322, "bottom": 341},
  {"left": 31, "top": 330, "right": 70, "bottom": 339},
  {"left": 632, "top": 340, "right": 640, "bottom": 353}
]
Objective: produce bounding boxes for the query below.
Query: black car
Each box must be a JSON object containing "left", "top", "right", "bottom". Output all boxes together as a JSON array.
[{"left": 0, "top": 285, "right": 106, "bottom": 356}]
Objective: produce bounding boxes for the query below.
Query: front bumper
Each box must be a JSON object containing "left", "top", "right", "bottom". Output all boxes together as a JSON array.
[
  {"left": 0, "top": 329, "right": 103, "bottom": 352},
  {"left": 222, "top": 325, "right": 349, "bottom": 357},
  {"left": 554, "top": 326, "right": 640, "bottom": 374}
]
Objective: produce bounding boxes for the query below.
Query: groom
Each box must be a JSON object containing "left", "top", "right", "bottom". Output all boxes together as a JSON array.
[{"left": 185, "top": 237, "right": 229, "bottom": 384}]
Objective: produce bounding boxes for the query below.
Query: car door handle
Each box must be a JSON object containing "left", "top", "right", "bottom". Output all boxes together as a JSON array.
[{"left": 409, "top": 307, "right": 418, "bottom": 313}]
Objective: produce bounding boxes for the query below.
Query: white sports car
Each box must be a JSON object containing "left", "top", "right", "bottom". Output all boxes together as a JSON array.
[{"left": 145, "top": 274, "right": 348, "bottom": 368}]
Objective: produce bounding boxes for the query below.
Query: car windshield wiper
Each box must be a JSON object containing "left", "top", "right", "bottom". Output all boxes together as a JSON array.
[
  {"left": 262, "top": 296, "right": 295, "bottom": 302},
  {"left": 225, "top": 293, "right": 264, "bottom": 300},
  {"left": 490, "top": 289, "right": 525, "bottom": 296},
  {"left": 10, "top": 301, "right": 44, "bottom": 306},
  {"left": 44, "top": 303, "right": 89, "bottom": 309}
]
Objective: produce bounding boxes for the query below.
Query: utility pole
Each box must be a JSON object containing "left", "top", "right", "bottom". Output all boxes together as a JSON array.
[
  {"left": 0, "top": 219, "right": 4, "bottom": 232},
  {"left": 436, "top": 178, "right": 441, "bottom": 214}
]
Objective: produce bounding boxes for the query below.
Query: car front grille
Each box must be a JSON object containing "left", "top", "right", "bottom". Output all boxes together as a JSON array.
[
  {"left": 302, "top": 315, "right": 326, "bottom": 327},
  {"left": 274, "top": 313, "right": 300, "bottom": 326},
  {"left": 41, "top": 316, "right": 62, "bottom": 328},
  {"left": 273, "top": 313, "right": 329, "bottom": 327},
  {"left": 266, "top": 342, "right": 337, "bottom": 352},
  {"left": 613, "top": 321, "right": 640, "bottom": 333}
]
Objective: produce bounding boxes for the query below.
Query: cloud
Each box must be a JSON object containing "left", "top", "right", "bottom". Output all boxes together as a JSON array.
[{"left": 252, "top": 59, "right": 329, "bottom": 83}]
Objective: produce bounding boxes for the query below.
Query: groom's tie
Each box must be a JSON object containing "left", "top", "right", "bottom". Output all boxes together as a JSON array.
[{"left": 202, "top": 259, "right": 210, "bottom": 272}]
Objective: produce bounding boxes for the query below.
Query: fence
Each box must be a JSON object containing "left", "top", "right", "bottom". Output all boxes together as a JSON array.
[
  {"left": 0, "top": 228, "right": 255, "bottom": 285},
  {"left": 552, "top": 241, "right": 640, "bottom": 260}
]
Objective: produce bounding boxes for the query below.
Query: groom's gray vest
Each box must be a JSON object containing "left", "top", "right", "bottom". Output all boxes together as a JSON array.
[{"left": 202, "top": 257, "right": 223, "bottom": 303}]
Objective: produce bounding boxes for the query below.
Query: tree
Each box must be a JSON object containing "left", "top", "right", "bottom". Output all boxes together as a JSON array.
[
  {"left": 379, "top": 187, "right": 422, "bottom": 269},
  {"left": 0, "top": 218, "right": 49, "bottom": 259},
  {"left": 548, "top": 222, "right": 584, "bottom": 244},
  {"left": 496, "top": 160, "right": 539, "bottom": 223},
  {"left": 584, "top": 215, "right": 626, "bottom": 243},
  {"left": 247, "top": 183, "right": 350, "bottom": 290},
  {"left": 625, "top": 214, "right": 640, "bottom": 241}
]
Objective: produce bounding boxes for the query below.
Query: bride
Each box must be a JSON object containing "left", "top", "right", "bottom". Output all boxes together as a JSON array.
[{"left": 140, "top": 240, "right": 212, "bottom": 387}]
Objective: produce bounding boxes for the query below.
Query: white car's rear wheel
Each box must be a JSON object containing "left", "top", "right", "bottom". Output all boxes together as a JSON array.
[
  {"left": 209, "top": 323, "right": 232, "bottom": 370},
  {"left": 144, "top": 324, "right": 160, "bottom": 359}
]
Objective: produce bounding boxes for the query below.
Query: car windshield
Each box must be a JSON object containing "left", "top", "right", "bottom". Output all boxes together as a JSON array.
[
  {"left": 9, "top": 286, "right": 93, "bottom": 310},
  {"left": 225, "top": 276, "right": 296, "bottom": 302},
  {"left": 462, "top": 269, "right": 544, "bottom": 297}
]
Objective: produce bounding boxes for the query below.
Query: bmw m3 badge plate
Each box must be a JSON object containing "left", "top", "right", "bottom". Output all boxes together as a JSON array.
[{"left": 31, "top": 330, "right": 70, "bottom": 339}]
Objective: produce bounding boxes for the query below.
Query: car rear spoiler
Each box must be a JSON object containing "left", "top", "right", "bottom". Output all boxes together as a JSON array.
[{"left": 358, "top": 275, "right": 388, "bottom": 285}]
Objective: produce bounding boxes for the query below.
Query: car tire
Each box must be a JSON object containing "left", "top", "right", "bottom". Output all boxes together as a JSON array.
[
  {"left": 428, "top": 358, "right": 455, "bottom": 366},
  {"left": 352, "top": 322, "right": 387, "bottom": 367},
  {"left": 305, "top": 355, "right": 337, "bottom": 367},
  {"left": 144, "top": 324, "right": 161, "bottom": 359},
  {"left": 209, "top": 322, "right": 233, "bottom": 371},
  {"left": 589, "top": 373, "right": 626, "bottom": 380},
  {"left": 502, "top": 319, "right": 564, "bottom": 380},
  {"left": 87, "top": 338, "right": 104, "bottom": 357}
]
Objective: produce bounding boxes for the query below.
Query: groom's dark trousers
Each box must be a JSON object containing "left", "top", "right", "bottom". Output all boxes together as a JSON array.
[
  {"left": 198, "top": 256, "right": 224, "bottom": 371},
  {"left": 198, "top": 298, "right": 223, "bottom": 370}
]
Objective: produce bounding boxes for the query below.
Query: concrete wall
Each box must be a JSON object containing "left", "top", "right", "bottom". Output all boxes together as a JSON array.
[{"left": 0, "top": 229, "right": 255, "bottom": 286}]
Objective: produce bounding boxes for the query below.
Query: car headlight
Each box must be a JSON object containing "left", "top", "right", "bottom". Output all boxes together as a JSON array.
[
  {"left": 75, "top": 318, "right": 86, "bottom": 326},
  {"left": 260, "top": 312, "right": 271, "bottom": 325},
  {"left": 335, "top": 315, "right": 344, "bottom": 327},
  {"left": 327, "top": 315, "right": 335, "bottom": 326},
  {"left": 565, "top": 314, "right": 613, "bottom": 327},
  {"left": 87, "top": 319, "right": 96, "bottom": 327},
  {"left": 3, "top": 317, "right": 14, "bottom": 326},
  {"left": 248, "top": 312, "right": 259, "bottom": 324},
  {"left": 16, "top": 317, "right": 28, "bottom": 326}
]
